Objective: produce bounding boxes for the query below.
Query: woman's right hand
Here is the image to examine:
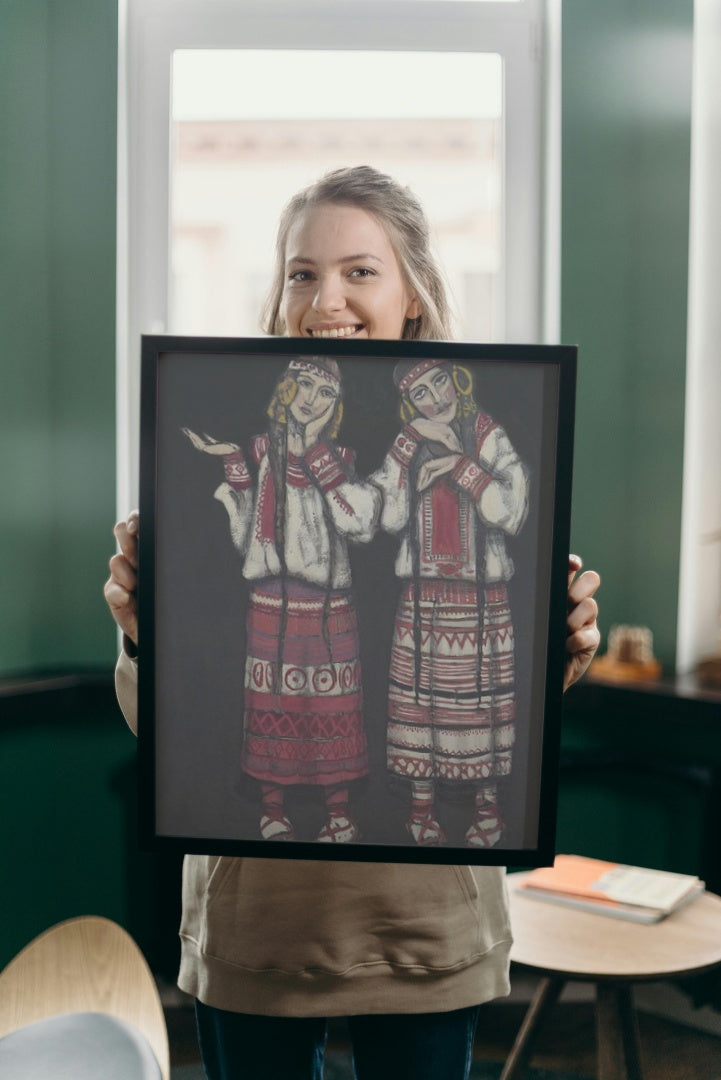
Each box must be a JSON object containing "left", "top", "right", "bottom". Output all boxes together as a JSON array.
[
  {"left": 182, "top": 428, "right": 240, "bottom": 455},
  {"left": 104, "top": 510, "right": 139, "bottom": 646}
]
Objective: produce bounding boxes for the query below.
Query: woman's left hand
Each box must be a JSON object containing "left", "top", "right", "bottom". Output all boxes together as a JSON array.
[
  {"left": 564, "top": 554, "right": 601, "bottom": 691},
  {"left": 416, "top": 454, "right": 461, "bottom": 492}
]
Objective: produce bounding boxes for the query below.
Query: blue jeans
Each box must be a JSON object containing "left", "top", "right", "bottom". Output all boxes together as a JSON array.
[{"left": 195, "top": 1000, "right": 481, "bottom": 1080}]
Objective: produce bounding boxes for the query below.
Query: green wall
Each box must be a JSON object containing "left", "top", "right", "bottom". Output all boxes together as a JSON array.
[
  {"left": 0, "top": 1, "right": 693, "bottom": 676},
  {"left": 562, "top": 0, "right": 693, "bottom": 669},
  {"left": 0, "top": 0, "right": 130, "bottom": 970},
  {"left": 0, "top": 0, "right": 118, "bottom": 675}
]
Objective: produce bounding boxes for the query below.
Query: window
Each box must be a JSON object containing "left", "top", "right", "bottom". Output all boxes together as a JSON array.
[
  {"left": 117, "top": 0, "right": 557, "bottom": 509},
  {"left": 169, "top": 50, "right": 503, "bottom": 340}
]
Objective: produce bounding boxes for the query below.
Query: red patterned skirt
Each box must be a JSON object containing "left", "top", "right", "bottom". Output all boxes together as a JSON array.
[
  {"left": 387, "top": 580, "right": 515, "bottom": 782},
  {"left": 242, "top": 580, "right": 368, "bottom": 786}
]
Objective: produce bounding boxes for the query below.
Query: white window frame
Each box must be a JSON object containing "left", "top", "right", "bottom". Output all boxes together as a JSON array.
[
  {"left": 116, "top": 0, "right": 558, "bottom": 512},
  {"left": 676, "top": 0, "right": 721, "bottom": 674}
]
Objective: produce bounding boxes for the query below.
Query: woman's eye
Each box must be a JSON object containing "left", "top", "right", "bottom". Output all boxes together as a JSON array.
[
  {"left": 411, "top": 389, "right": 427, "bottom": 402},
  {"left": 288, "top": 269, "right": 313, "bottom": 283},
  {"left": 434, "top": 373, "right": 448, "bottom": 388},
  {"left": 349, "top": 267, "right": 374, "bottom": 279}
]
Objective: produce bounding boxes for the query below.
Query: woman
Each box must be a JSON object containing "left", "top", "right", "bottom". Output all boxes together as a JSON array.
[
  {"left": 372, "top": 358, "right": 528, "bottom": 848},
  {"left": 183, "top": 357, "right": 380, "bottom": 843},
  {"left": 105, "top": 165, "right": 601, "bottom": 1080}
]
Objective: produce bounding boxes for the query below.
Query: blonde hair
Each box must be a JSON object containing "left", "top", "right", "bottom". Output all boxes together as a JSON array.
[{"left": 262, "top": 166, "right": 454, "bottom": 341}]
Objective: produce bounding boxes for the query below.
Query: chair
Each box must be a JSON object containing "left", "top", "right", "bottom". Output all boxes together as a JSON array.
[{"left": 0, "top": 915, "right": 170, "bottom": 1079}]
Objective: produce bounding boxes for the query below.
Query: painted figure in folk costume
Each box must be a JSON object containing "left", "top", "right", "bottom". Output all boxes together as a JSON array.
[
  {"left": 371, "top": 358, "right": 529, "bottom": 848},
  {"left": 183, "top": 356, "right": 380, "bottom": 843}
]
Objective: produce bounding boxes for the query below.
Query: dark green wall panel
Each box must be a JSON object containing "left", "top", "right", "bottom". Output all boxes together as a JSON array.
[
  {"left": 0, "top": 0, "right": 118, "bottom": 675},
  {"left": 562, "top": 1, "right": 693, "bottom": 669}
]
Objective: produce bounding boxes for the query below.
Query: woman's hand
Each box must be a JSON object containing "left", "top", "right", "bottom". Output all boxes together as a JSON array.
[
  {"left": 564, "top": 554, "right": 601, "bottom": 691},
  {"left": 182, "top": 428, "right": 239, "bottom": 455},
  {"left": 409, "top": 419, "right": 462, "bottom": 453},
  {"left": 289, "top": 401, "right": 336, "bottom": 456},
  {"left": 302, "top": 400, "right": 337, "bottom": 451},
  {"left": 104, "top": 511, "right": 139, "bottom": 647},
  {"left": 416, "top": 454, "right": 461, "bottom": 492}
]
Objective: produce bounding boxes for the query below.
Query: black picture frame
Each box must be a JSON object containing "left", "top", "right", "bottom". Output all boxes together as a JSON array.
[{"left": 138, "top": 335, "right": 576, "bottom": 866}]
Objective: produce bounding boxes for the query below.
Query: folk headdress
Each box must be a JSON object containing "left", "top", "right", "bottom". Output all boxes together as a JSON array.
[
  {"left": 393, "top": 358, "right": 477, "bottom": 423},
  {"left": 268, "top": 356, "right": 343, "bottom": 438},
  {"left": 393, "top": 357, "right": 445, "bottom": 394}
]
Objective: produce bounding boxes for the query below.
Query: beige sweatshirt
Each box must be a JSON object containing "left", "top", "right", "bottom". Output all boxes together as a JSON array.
[{"left": 116, "top": 650, "right": 512, "bottom": 1016}]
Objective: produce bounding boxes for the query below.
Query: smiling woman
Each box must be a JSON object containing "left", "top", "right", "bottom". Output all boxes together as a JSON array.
[
  {"left": 281, "top": 204, "right": 421, "bottom": 341},
  {"left": 263, "top": 167, "right": 451, "bottom": 341}
]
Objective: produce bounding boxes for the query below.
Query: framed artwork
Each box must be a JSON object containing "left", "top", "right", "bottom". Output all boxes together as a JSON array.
[{"left": 138, "top": 336, "right": 576, "bottom": 866}]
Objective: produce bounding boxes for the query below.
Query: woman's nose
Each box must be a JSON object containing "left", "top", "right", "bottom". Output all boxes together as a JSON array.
[{"left": 312, "top": 274, "right": 344, "bottom": 314}]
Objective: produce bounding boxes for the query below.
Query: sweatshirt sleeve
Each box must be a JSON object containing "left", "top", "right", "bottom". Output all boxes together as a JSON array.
[{"left": 115, "top": 647, "right": 138, "bottom": 736}]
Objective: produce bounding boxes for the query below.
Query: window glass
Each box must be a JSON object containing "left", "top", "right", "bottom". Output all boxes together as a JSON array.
[{"left": 170, "top": 50, "right": 503, "bottom": 341}]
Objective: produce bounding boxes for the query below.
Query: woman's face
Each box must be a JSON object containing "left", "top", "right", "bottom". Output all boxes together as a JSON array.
[
  {"left": 288, "top": 370, "right": 339, "bottom": 428},
  {"left": 407, "top": 366, "right": 458, "bottom": 423},
  {"left": 281, "top": 203, "right": 421, "bottom": 341}
]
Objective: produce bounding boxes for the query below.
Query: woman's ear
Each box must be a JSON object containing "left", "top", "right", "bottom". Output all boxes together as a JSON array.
[{"left": 406, "top": 296, "right": 423, "bottom": 320}]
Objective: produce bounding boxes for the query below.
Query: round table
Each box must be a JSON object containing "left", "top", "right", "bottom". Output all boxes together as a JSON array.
[{"left": 502, "top": 872, "right": 721, "bottom": 1080}]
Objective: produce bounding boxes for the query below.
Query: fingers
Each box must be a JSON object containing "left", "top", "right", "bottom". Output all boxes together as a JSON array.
[
  {"left": 568, "top": 567, "right": 601, "bottom": 609},
  {"left": 564, "top": 559, "right": 601, "bottom": 689},
  {"left": 410, "top": 420, "right": 460, "bottom": 452},
  {"left": 566, "top": 622, "right": 601, "bottom": 658},
  {"left": 566, "top": 591, "right": 599, "bottom": 636},
  {"left": 416, "top": 463, "right": 433, "bottom": 493},
  {"left": 182, "top": 427, "right": 239, "bottom": 454},
  {"left": 417, "top": 459, "right": 447, "bottom": 491},
  {"left": 106, "top": 513, "right": 140, "bottom": 644},
  {"left": 567, "top": 553, "right": 583, "bottom": 586},
  {"left": 417, "top": 454, "right": 461, "bottom": 492},
  {"left": 113, "top": 513, "right": 139, "bottom": 568},
  {"left": 108, "top": 550, "right": 137, "bottom": 591},
  {"left": 182, "top": 427, "right": 205, "bottom": 450},
  {"left": 103, "top": 571, "right": 138, "bottom": 644},
  {"left": 306, "top": 404, "right": 335, "bottom": 445}
]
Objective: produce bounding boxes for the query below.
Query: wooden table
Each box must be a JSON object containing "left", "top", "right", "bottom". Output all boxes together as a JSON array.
[{"left": 503, "top": 873, "right": 721, "bottom": 1080}]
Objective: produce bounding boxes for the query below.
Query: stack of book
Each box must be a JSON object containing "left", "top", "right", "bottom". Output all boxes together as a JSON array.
[{"left": 515, "top": 854, "right": 705, "bottom": 923}]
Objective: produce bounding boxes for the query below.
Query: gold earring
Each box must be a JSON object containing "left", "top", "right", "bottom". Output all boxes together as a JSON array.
[{"left": 451, "top": 365, "right": 473, "bottom": 397}]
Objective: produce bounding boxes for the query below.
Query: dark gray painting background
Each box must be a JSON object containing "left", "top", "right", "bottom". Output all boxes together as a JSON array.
[{"left": 148, "top": 348, "right": 561, "bottom": 857}]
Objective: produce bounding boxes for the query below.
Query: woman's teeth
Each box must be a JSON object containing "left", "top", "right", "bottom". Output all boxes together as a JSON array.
[{"left": 310, "top": 326, "right": 359, "bottom": 338}]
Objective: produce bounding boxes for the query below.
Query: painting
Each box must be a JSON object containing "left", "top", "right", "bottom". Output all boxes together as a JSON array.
[{"left": 138, "top": 336, "right": 576, "bottom": 865}]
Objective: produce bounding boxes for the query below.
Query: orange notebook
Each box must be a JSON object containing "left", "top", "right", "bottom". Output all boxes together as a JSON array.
[{"left": 516, "top": 855, "right": 704, "bottom": 923}]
